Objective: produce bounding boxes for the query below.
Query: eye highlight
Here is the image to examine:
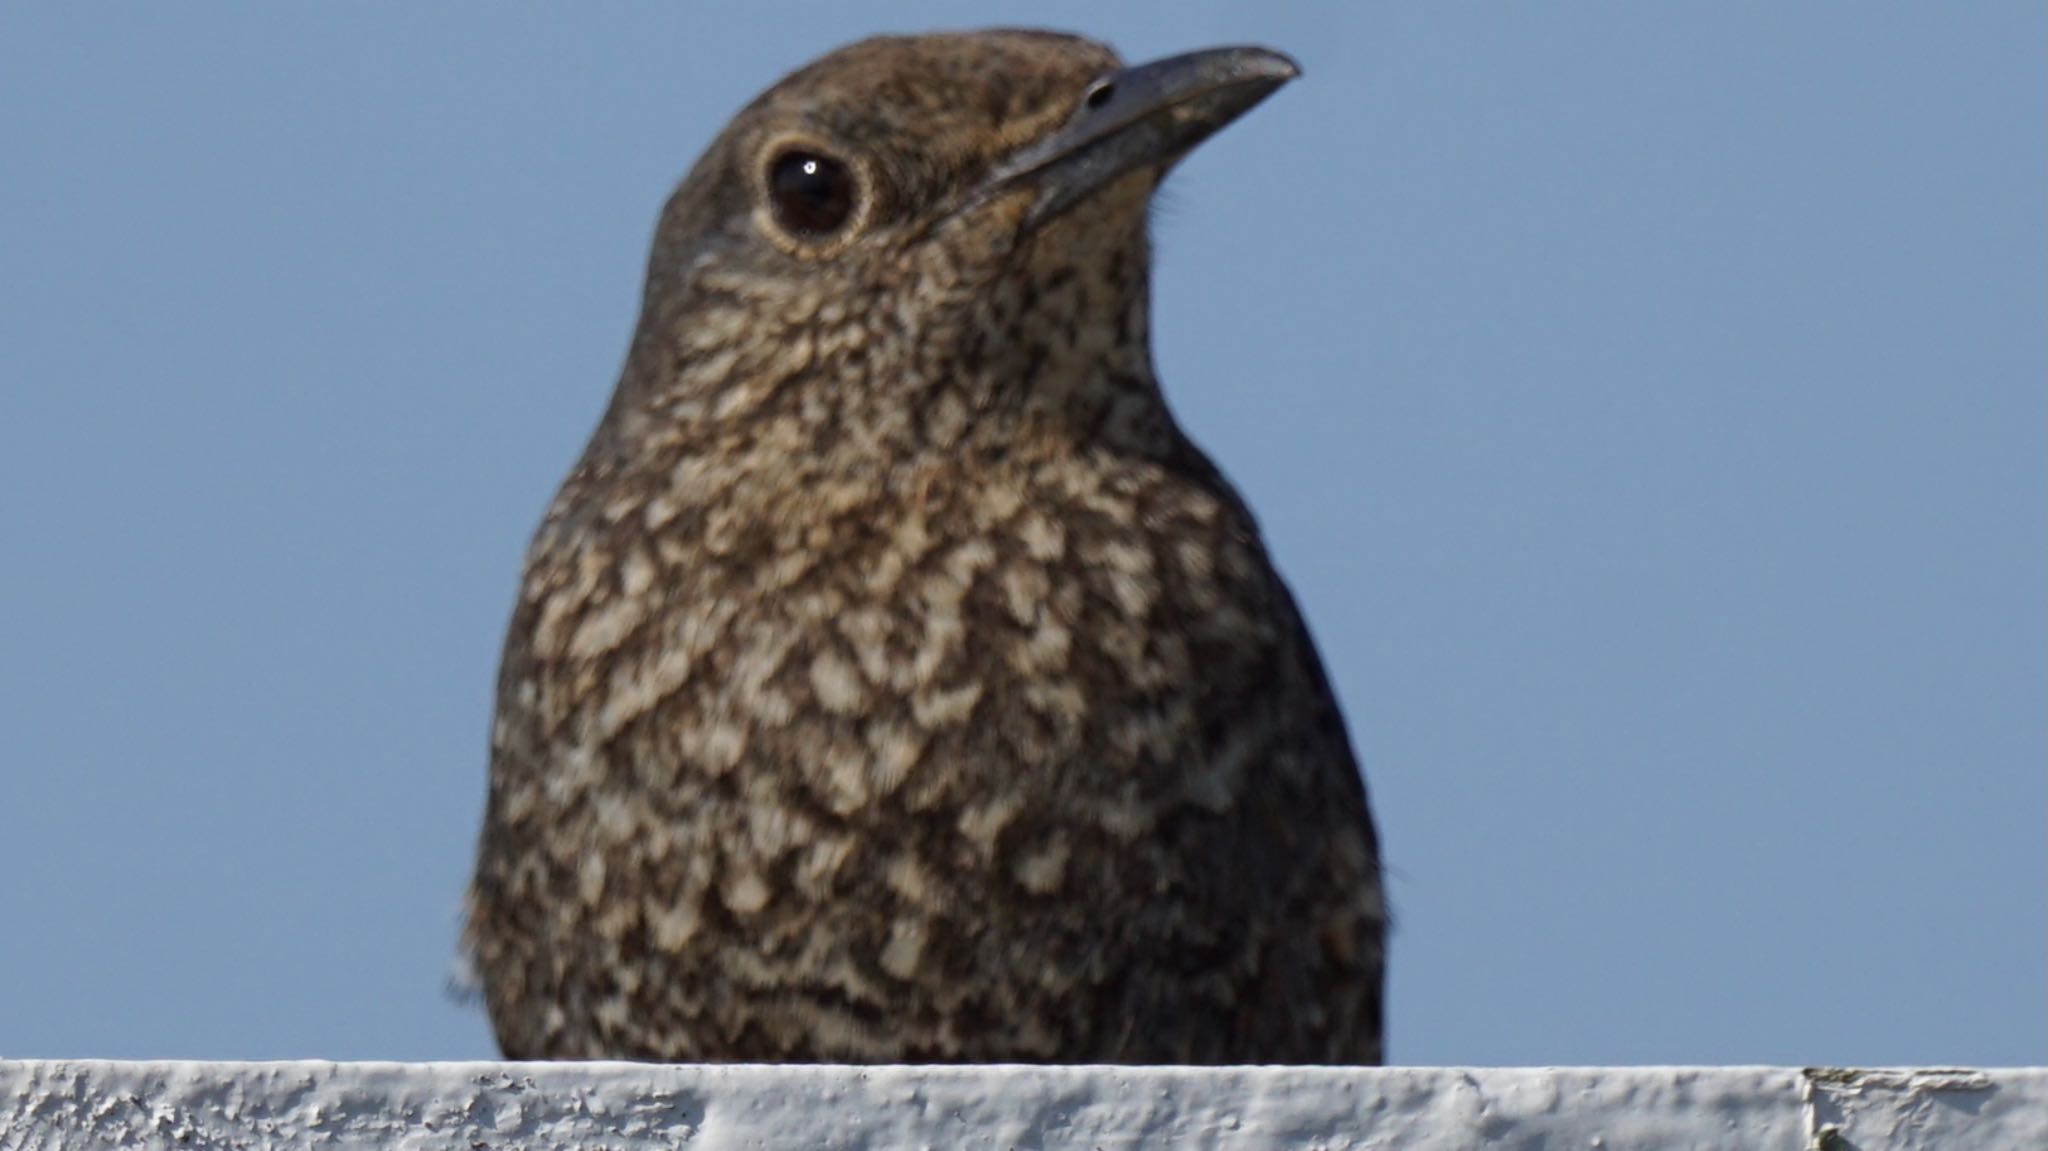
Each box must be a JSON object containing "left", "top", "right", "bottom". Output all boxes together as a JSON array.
[{"left": 767, "top": 149, "right": 858, "bottom": 238}]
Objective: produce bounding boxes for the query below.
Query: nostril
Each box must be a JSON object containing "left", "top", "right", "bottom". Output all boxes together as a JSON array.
[{"left": 1083, "top": 79, "right": 1115, "bottom": 110}]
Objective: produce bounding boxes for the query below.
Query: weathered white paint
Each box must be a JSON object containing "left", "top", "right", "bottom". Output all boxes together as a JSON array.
[{"left": 0, "top": 1062, "right": 2039, "bottom": 1149}]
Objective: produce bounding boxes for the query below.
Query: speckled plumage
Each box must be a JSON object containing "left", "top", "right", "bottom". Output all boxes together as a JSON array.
[{"left": 465, "top": 29, "right": 1384, "bottom": 1064}]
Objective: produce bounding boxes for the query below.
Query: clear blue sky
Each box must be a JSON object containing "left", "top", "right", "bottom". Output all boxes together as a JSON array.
[{"left": 1, "top": 4, "right": 2040, "bottom": 1067}]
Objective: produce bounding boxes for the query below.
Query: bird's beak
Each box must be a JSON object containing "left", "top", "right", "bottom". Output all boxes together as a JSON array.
[{"left": 981, "top": 45, "right": 1301, "bottom": 232}]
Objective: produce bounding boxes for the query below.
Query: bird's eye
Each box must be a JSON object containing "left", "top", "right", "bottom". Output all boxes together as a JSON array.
[
  {"left": 1082, "top": 78, "right": 1116, "bottom": 111},
  {"left": 767, "top": 150, "right": 858, "bottom": 238}
]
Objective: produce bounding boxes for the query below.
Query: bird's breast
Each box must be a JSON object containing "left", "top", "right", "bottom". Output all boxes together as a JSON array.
[
  {"left": 480, "top": 434, "right": 1346, "bottom": 1062},
  {"left": 504, "top": 441, "right": 1285, "bottom": 822}
]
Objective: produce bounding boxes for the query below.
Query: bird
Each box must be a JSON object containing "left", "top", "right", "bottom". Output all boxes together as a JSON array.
[{"left": 464, "top": 28, "right": 1384, "bottom": 1065}]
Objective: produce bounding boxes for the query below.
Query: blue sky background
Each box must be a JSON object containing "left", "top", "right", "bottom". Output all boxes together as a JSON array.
[{"left": 1, "top": 4, "right": 2040, "bottom": 1067}]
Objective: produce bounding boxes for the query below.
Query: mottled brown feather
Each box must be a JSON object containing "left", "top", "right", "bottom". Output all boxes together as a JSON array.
[{"left": 465, "top": 28, "right": 1384, "bottom": 1064}]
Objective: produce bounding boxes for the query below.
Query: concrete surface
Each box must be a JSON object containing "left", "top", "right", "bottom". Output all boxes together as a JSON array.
[{"left": 0, "top": 1062, "right": 2041, "bottom": 1149}]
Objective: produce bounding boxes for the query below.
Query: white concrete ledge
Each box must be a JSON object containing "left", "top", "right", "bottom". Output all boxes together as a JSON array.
[{"left": 0, "top": 1062, "right": 2041, "bottom": 1149}]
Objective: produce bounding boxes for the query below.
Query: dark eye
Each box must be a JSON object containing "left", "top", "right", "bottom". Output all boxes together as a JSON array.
[
  {"left": 1082, "top": 78, "right": 1116, "bottom": 111},
  {"left": 767, "top": 150, "right": 858, "bottom": 238}
]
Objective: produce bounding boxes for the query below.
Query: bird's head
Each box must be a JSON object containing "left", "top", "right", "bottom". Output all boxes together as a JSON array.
[{"left": 609, "top": 29, "right": 1298, "bottom": 459}]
